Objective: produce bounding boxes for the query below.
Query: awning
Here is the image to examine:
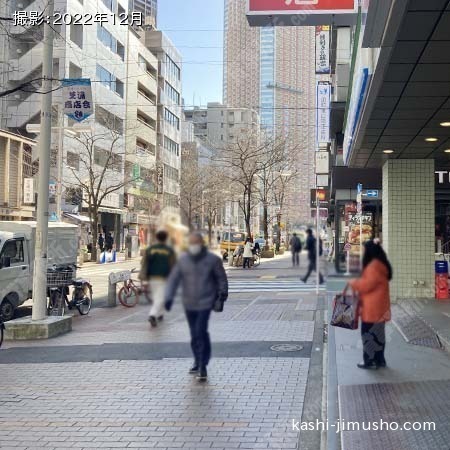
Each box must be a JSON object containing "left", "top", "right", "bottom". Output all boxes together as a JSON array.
[
  {"left": 63, "top": 212, "right": 91, "bottom": 224},
  {"left": 98, "top": 206, "right": 124, "bottom": 215}
]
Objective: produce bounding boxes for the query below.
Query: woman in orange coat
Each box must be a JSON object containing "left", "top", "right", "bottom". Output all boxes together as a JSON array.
[{"left": 350, "top": 239, "right": 392, "bottom": 370}]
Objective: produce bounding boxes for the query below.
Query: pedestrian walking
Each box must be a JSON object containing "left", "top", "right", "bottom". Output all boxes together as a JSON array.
[
  {"left": 349, "top": 239, "right": 392, "bottom": 370},
  {"left": 301, "top": 229, "right": 324, "bottom": 284},
  {"left": 140, "top": 230, "right": 176, "bottom": 327},
  {"left": 98, "top": 233, "right": 104, "bottom": 253},
  {"left": 164, "top": 232, "right": 228, "bottom": 381},
  {"left": 105, "top": 232, "right": 114, "bottom": 252},
  {"left": 87, "top": 231, "right": 93, "bottom": 254},
  {"left": 242, "top": 237, "right": 254, "bottom": 269},
  {"left": 290, "top": 233, "right": 302, "bottom": 267}
]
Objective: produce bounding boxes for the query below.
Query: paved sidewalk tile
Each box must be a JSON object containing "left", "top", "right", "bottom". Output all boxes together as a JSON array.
[{"left": 0, "top": 358, "right": 309, "bottom": 449}]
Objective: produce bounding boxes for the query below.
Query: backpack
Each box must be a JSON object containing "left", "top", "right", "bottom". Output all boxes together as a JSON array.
[{"left": 294, "top": 237, "right": 302, "bottom": 252}]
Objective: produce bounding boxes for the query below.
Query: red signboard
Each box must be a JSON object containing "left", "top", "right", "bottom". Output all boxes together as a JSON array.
[{"left": 248, "top": 0, "right": 356, "bottom": 13}]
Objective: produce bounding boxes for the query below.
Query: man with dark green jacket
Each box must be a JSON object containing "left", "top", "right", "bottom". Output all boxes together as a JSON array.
[{"left": 140, "top": 230, "right": 176, "bottom": 327}]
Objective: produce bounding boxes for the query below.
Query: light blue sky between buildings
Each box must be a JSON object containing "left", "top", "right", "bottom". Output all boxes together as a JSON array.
[{"left": 158, "top": 0, "right": 224, "bottom": 108}]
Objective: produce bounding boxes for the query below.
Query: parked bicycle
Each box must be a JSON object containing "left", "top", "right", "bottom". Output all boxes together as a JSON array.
[
  {"left": 47, "top": 265, "right": 93, "bottom": 316},
  {"left": 118, "top": 268, "right": 152, "bottom": 307}
]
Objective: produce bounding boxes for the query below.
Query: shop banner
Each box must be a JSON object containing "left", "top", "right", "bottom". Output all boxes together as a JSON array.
[
  {"left": 61, "top": 78, "right": 93, "bottom": 123},
  {"left": 248, "top": 0, "right": 356, "bottom": 13},
  {"left": 316, "top": 81, "right": 331, "bottom": 145},
  {"left": 316, "top": 25, "right": 330, "bottom": 74},
  {"left": 23, "top": 178, "right": 34, "bottom": 204}
]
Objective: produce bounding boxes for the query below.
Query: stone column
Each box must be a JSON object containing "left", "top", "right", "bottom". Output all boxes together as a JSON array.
[{"left": 383, "top": 160, "right": 435, "bottom": 301}]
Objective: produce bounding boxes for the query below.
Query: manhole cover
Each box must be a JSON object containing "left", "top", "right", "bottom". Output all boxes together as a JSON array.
[{"left": 270, "top": 344, "right": 304, "bottom": 352}]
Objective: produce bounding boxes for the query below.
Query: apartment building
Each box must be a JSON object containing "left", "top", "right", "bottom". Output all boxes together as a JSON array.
[
  {"left": 0, "top": 0, "right": 167, "bottom": 248},
  {"left": 123, "top": 28, "right": 159, "bottom": 246},
  {"left": 129, "top": 0, "right": 157, "bottom": 28},
  {"left": 140, "top": 30, "right": 182, "bottom": 222}
]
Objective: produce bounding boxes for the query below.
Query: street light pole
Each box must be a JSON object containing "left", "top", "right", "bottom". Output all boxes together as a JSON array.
[{"left": 31, "top": 0, "right": 54, "bottom": 321}]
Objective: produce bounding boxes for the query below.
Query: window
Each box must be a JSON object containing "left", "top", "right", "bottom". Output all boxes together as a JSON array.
[
  {"left": 94, "top": 146, "right": 122, "bottom": 171},
  {"left": 1, "top": 239, "right": 24, "bottom": 265},
  {"left": 96, "top": 64, "right": 124, "bottom": 97},
  {"left": 67, "top": 152, "right": 80, "bottom": 170},
  {"left": 138, "top": 54, "right": 157, "bottom": 79},
  {"left": 95, "top": 105, "right": 124, "bottom": 134},
  {"left": 69, "top": 62, "right": 82, "bottom": 78},
  {"left": 137, "top": 110, "right": 156, "bottom": 129},
  {"left": 65, "top": 187, "right": 82, "bottom": 205},
  {"left": 136, "top": 138, "right": 155, "bottom": 155},
  {"left": 164, "top": 81, "right": 180, "bottom": 106},
  {"left": 138, "top": 83, "right": 156, "bottom": 104},
  {"left": 101, "top": 0, "right": 116, "bottom": 12},
  {"left": 165, "top": 54, "right": 180, "bottom": 81},
  {"left": 164, "top": 136, "right": 179, "bottom": 156},
  {"left": 70, "top": 24, "right": 83, "bottom": 48},
  {"left": 164, "top": 108, "right": 180, "bottom": 130},
  {"left": 97, "top": 25, "right": 124, "bottom": 60},
  {"left": 164, "top": 164, "right": 179, "bottom": 182}
]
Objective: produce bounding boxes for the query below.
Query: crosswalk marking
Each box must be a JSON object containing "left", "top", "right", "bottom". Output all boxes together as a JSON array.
[{"left": 228, "top": 279, "right": 325, "bottom": 293}]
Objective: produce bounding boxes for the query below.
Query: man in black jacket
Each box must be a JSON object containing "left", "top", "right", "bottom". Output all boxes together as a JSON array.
[
  {"left": 301, "top": 229, "right": 324, "bottom": 284},
  {"left": 290, "top": 233, "right": 302, "bottom": 267},
  {"left": 140, "top": 230, "right": 176, "bottom": 327},
  {"left": 165, "top": 232, "right": 228, "bottom": 381}
]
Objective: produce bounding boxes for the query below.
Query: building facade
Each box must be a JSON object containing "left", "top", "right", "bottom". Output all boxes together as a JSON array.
[
  {"left": 129, "top": 0, "right": 157, "bottom": 27},
  {"left": 141, "top": 30, "right": 182, "bottom": 223},
  {"left": 223, "top": 0, "right": 317, "bottom": 225}
]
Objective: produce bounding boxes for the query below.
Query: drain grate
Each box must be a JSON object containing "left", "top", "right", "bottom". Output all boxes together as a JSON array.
[
  {"left": 392, "top": 305, "right": 442, "bottom": 349},
  {"left": 270, "top": 343, "right": 304, "bottom": 352}
]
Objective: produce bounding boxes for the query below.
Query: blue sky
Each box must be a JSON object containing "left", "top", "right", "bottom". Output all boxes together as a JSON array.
[{"left": 158, "top": 0, "right": 224, "bottom": 107}]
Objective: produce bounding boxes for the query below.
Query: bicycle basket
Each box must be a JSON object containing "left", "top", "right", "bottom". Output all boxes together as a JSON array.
[{"left": 46, "top": 268, "right": 74, "bottom": 288}]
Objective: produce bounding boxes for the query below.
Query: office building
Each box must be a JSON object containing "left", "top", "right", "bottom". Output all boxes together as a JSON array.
[{"left": 223, "top": 0, "right": 317, "bottom": 224}]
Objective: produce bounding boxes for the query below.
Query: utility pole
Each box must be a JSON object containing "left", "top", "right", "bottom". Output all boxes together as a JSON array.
[{"left": 31, "top": 0, "right": 54, "bottom": 321}]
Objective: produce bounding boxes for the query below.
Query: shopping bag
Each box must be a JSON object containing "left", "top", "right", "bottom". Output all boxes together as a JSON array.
[{"left": 330, "top": 285, "right": 359, "bottom": 330}]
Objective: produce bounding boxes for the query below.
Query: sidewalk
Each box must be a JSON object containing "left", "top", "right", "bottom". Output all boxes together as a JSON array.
[
  {"left": 327, "top": 278, "right": 450, "bottom": 450},
  {"left": 0, "top": 254, "right": 325, "bottom": 450}
]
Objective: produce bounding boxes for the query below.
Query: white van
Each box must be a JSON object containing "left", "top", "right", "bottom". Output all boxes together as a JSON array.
[{"left": 0, "top": 222, "right": 78, "bottom": 320}]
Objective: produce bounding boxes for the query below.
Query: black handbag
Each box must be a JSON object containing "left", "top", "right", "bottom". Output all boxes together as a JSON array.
[{"left": 330, "top": 285, "right": 359, "bottom": 330}]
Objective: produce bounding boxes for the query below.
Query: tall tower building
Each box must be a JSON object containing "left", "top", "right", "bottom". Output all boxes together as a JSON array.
[
  {"left": 129, "top": 0, "right": 157, "bottom": 27},
  {"left": 223, "top": 0, "right": 316, "bottom": 224}
]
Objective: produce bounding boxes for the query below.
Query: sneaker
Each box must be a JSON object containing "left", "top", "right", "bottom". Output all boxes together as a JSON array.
[
  {"left": 376, "top": 361, "right": 387, "bottom": 368},
  {"left": 300, "top": 278, "right": 307, "bottom": 283},
  {"left": 357, "top": 362, "right": 378, "bottom": 370},
  {"left": 196, "top": 367, "right": 207, "bottom": 381},
  {"left": 148, "top": 316, "right": 157, "bottom": 327},
  {"left": 157, "top": 315, "right": 164, "bottom": 322},
  {"left": 189, "top": 365, "right": 199, "bottom": 375}
]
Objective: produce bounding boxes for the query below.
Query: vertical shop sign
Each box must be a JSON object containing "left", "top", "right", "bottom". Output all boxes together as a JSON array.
[
  {"left": 316, "top": 25, "right": 330, "bottom": 74},
  {"left": 316, "top": 81, "right": 331, "bottom": 144}
]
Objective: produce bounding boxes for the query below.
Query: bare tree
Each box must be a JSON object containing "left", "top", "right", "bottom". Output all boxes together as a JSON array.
[
  {"left": 64, "top": 123, "right": 137, "bottom": 261},
  {"left": 180, "top": 146, "right": 203, "bottom": 231},
  {"left": 213, "top": 130, "right": 275, "bottom": 237},
  {"left": 256, "top": 135, "right": 290, "bottom": 245}
]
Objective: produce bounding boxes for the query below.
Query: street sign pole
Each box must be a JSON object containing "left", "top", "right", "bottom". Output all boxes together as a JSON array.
[
  {"left": 316, "top": 188, "right": 320, "bottom": 295},
  {"left": 357, "top": 183, "right": 363, "bottom": 270}
]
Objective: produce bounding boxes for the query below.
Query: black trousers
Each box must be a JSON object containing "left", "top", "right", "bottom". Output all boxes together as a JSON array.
[
  {"left": 292, "top": 251, "right": 300, "bottom": 266},
  {"left": 361, "top": 322, "right": 386, "bottom": 365},
  {"left": 243, "top": 257, "right": 251, "bottom": 268},
  {"left": 303, "top": 258, "right": 324, "bottom": 283},
  {"left": 185, "top": 309, "right": 212, "bottom": 368}
]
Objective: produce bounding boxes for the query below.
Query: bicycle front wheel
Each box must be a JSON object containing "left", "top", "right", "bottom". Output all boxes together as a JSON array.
[
  {"left": 75, "top": 286, "right": 92, "bottom": 316},
  {"left": 118, "top": 284, "right": 139, "bottom": 307}
]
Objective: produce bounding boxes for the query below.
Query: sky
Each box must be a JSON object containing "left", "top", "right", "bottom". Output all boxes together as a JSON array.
[{"left": 158, "top": 0, "right": 224, "bottom": 108}]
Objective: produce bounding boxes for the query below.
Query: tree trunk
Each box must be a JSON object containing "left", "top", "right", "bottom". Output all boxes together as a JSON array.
[
  {"left": 263, "top": 203, "right": 269, "bottom": 243},
  {"left": 245, "top": 189, "right": 252, "bottom": 237},
  {"left": 207, "top": 217, "right": 213, "bottom": 248},
  {"left": 91, "top": 211, "right": 99, "bottom": 262},
  {"left": 276, "top": 215, "right": 281, "bottom": 252}
]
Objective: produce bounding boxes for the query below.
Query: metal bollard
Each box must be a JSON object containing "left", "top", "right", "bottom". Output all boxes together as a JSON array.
[{"left": 107, "top": 281, "right": 117, "bottom": 307}]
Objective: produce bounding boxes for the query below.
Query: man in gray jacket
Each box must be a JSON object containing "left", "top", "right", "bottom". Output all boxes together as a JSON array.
[{"left": 165, "top": 232, "right": 228, "bottom": 381}]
